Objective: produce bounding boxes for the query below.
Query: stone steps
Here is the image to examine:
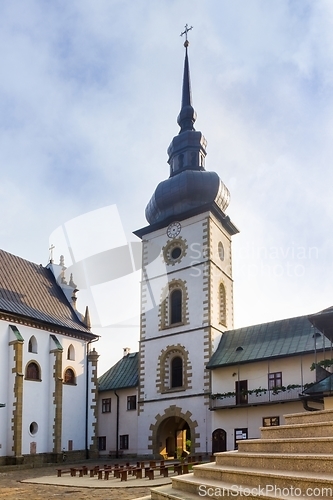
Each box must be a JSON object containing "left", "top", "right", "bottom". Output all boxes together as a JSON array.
[
  {"left": 188, "top": 463, "right": 333, "bottom": 491},
  {"left": 238, "top": 436, "right": 333, "bottom": 454},
  {"left": 152, "top": 472, "right": 333, "bottom": 499},
  {"left": 260, "top": 420, "right": 333, "bottom": 439},
  {"left": 214, "top": 451, "right": 333, "bottom": 472},
  {"left": 137, "top": 407, "right": 333, "bottom": 500},
  {"left": 285, "top": 408, "right": 333, "bottom": 425}
]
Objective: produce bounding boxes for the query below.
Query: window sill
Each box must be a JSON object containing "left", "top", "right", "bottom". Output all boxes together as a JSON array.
[
  {"left": 161, "top": 322, "right": 184, "bottom": 330},
  {"left": 162, "top": 387, "right": 186, "bottom": 394}
]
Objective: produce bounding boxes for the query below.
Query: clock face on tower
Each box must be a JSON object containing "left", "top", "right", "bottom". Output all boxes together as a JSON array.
[{"left": 167, "top": 221, "right": 181, "bottom": 238}]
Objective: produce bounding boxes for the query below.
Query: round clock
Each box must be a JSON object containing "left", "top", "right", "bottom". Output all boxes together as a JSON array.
[{"left": 167, "top": 221, "right": 181, "bottom": 238}]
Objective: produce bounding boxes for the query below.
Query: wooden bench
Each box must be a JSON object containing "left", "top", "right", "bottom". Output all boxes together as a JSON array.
[
  {"left": 146, "top": 468, "right": 154, "bottom": 480},
  {"left": 160, "top": 466, "right": 168, "bottom": 477},
  {"left": 174, "top": 464, "right": 183, "bottom": 475},
  {"left": 57, "top": 468, "right": 76, "bottom": 477},
  {"left": 120, "top": 470, "right": 128, "bottom": 482},
  {"left": 134, "top": 467, "right": 143, "bottom": 479}
]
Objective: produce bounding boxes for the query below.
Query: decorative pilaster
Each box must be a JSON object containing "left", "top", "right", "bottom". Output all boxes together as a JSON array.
[
  {"left": 88, "top": 347, "right": 99, "bottom": 458},
  {"left": 10, "top": 336, "right": 24, "bottom": 462},
  {"left": 50, "top": 335, "right": 63, "bottom": 456}
]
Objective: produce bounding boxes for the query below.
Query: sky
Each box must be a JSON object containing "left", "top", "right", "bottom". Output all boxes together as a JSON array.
[{"left": 1, "top": 0, "right": 333, "bottom": 375}]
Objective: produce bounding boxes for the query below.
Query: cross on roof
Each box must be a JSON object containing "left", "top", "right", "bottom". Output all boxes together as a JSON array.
[
  {"left": 180, "top": 24, "right": 193, "bottom": 42},
  {"left": 49, "top": 244, "right": 55, "bottom": 263}
]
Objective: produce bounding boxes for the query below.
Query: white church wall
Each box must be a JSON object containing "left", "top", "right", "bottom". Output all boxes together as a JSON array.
[
  {"left": 61, "top": 338, "right": 87, "bottom": 451},
  {"left": 1, "top": 319, "right": 94, "bottom": 460},
  {"left": 20, "top": 324, "right": 51, "bottom": 455}
]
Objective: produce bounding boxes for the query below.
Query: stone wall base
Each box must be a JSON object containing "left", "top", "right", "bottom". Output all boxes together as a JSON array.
[{"left": 0, "top": 449, "right": 87, "bottom": 467}]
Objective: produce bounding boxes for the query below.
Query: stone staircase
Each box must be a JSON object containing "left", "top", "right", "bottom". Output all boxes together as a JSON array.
[{"left": 137, "top": 408, "right": 333, "bottom": 499}]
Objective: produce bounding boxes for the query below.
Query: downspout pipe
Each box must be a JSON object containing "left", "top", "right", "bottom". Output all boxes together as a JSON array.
[{"left": 114, "top": 390, "right": 119, "bottom": 459}]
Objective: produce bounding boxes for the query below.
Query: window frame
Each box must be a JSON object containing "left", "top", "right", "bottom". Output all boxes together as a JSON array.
[
  {"left": 102, "top": 398, "right": 111, "bottom": 413},
  {"left": 171, "top": 356, "right": 183, "bottom": 389},
  {"left": 219, "top": 282, "right": 227, "bottom": 326},
  {"left": 127, "top": 395, "right": 136, "bottom": 411},
  {"left": 235, "top": 380, "right": 248, "bottom": 405},
  {"left": 262, "top": 416, "right": 280, "bottom": 427},
  {"left": 119, "top": 434, "right": 129, "bottom": 450},
  {"left": 63, "top": 367, "right": 76, "bottom": 385},
  {"left": 25, "top": 361, "right": 41, "bottom": 381},
  {"left": 28, "top": 336, "right": 37, "bottom": 354},
  {"left": 170, "top": 289, "right": 182, "bottom": 325},
  {"left": 98, "top": 436, "right": 106, "bottom": 451},
  {"left": 67, "top": 344, "right": 75, "bottom": 361},
  {"left": 268, "top": 372, "right": 282, "bottom": 390}
]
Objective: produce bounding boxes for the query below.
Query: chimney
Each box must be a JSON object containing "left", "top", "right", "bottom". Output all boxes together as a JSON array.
[{"left": 123, "top": 347, "right": 130, "bottom": 357}]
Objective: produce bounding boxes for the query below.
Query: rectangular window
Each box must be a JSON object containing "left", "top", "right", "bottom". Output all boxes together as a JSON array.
[
  {"left": 68, "top": 440, "right": 73, "bottom": 451},
  {"left": 102, "top": 398, "right": 111, "bottom": 413},
  {"left": 235, "top": 380, "right": 248, "bottom": 405},
  {"left": 127, "top": 395, "right": 136, "bottom": 410},
  {"left": 263, "top": 416, "right": 280, "bottom": 427},
  {"left": 119, "top": 434, "right": 129, "bottom": 450},
  {"left": 98, "top": 436, "right": 106, "bottom": 451},
  {"left": 268, "top": 372, "right": 282, "bottom": 390}
]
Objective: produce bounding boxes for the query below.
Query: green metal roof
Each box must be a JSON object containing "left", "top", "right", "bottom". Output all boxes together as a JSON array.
[
  {"left": 50, "top": 334, "right": 63, "bottom": 351},
  {"left": 9, "top": 325, "right": 24, "bottom": 341},
  {"left": 207, "top": 315, "right": 331, "bottom": 369},
  {"left": 98, "top": 352, "right": 138, "bottom": 391},
  {"left": 304, "top": 373, "right": 333, "bottom": 395}
]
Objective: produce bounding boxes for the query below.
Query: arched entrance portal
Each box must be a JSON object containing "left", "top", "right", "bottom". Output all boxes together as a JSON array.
[
  {"left": 158, "top": 417, "right": 190, "bottom": 459},
  {"left": 212, "top": 428, "right": 226, "bottom": 453},
  {"left": 149, "top": 407, "right": 198, "bottom": 458}
]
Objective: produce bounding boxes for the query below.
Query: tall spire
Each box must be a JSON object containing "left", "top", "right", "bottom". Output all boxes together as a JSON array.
[
  {"left": 177, "top": 25, "right": 197, "bottom": 133},
  {"left": 142, "top": 25, "right": 233, "bottom": 228}
]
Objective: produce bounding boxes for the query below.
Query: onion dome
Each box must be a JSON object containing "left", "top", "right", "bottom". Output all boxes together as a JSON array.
[{"left": 145, "top": 32, "right": 230, "bottom": 226}]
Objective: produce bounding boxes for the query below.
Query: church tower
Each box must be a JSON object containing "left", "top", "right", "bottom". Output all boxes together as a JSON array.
[{"left": 134, "top": 29, "right": 239, "bottom": 457}]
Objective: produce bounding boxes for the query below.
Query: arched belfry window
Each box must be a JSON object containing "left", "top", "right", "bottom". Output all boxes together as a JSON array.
[
  {"left": 219, "top": 282, "right": 227, "bottom": 326},
  {"left": 159, "top": 279, "right": 189, "bottom": 330},
  {"left": 170, "top": 289, "right": 182, "bottom": 324},
  {"left": 28, "top": 336, "right": 37, "bottom": 353},
  {"left": 157, "top": 344, "right": 192, "bottom": 394},
  {"left": 67, "top": 344, "right": 75, "bottom": 361},
  {"left": 171, "top": 356, "right": 183, "bottom": 388}
]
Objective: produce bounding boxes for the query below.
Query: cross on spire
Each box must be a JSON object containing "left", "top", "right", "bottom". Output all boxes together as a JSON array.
[
  {"left": 180, "top": 24, "right": 193, "bottom": 46},
  {"left": 49, "top": 244, "right": 55, "bottom": 263}
]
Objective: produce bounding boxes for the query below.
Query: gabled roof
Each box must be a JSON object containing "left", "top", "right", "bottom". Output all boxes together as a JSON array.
[
  {"left": 0, "top": 249, "right": 96, "bottom": 337},
  {"left": 207, "top": 315, "right": 330, "bottom": 369},
  {"left": 98, "top": 352, "right": 139, "bottom": 391}
]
